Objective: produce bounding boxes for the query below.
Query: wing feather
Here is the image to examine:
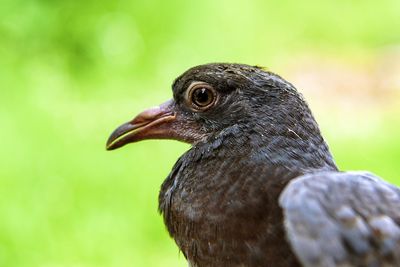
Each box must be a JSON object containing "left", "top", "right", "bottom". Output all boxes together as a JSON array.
[{"left": 279, "top": 171, "right": 400, "bottom": 267}]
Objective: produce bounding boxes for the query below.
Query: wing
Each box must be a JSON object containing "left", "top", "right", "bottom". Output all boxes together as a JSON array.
[{"left": 279, "top": 171, "right": 400, "bottom": 267}]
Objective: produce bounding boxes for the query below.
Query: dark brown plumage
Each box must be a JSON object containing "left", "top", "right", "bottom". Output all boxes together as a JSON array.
[{"left": 107, "top": 63, "right": 400, "bottom": 267}]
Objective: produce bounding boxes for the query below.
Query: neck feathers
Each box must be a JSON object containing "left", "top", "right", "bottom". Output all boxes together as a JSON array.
[{"left": 193, "top": 123, "right": 337, "bottom": 174}]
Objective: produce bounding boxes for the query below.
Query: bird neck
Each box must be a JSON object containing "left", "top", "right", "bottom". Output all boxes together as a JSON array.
[{"left": 193, "top": 123, "right": 337, "bottom": 174}]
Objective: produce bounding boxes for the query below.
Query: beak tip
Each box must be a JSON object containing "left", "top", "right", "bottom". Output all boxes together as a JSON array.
[
  {"left": 106, "top": 122, "right": 136, "bottom": 151},
  {"left": 105, "top": 138, "right": 120, "bottom": 151},
  {"left": 106, "top": 143, "right": 121, "bottom": 151}
]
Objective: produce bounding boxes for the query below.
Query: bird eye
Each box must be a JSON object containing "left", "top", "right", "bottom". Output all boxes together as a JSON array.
[
  {"left": 187, "top": 82, "right": 217, "bottom": 110},
  {"left": 192, "top": 88, "right": 213, "bottom": 106}
]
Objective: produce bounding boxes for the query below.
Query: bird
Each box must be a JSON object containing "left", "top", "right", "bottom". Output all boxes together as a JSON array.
[{"left": 106, "top": 63, "right": 400, "bottom": 267}]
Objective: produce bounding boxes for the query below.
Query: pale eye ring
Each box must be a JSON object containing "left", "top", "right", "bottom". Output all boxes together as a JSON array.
[{"left": 186, "top": 82, "right": 217, "bottom": 110}]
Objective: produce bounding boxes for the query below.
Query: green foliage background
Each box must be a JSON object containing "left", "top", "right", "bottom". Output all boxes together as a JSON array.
[{"left": 1, "top": 0, "right": 399, "bottom": 266}]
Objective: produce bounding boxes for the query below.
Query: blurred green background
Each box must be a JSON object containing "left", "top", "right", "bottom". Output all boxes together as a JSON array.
[{"left": 1, "top": 0, "right": 400, "bottom": 266}]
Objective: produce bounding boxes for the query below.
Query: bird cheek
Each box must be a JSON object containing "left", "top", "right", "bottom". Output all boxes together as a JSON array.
[{"left": 168, "top": 115, "right": 208, "bottom": 144}]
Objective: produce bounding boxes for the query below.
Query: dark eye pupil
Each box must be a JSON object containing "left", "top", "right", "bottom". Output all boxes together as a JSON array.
[{"left": 192, "top": 88, "right": 212, "bottom": 106}]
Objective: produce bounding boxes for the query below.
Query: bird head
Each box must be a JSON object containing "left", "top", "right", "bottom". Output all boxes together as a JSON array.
[{"left": 106, "top": 63, "right": 323, "bottom": 155}]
